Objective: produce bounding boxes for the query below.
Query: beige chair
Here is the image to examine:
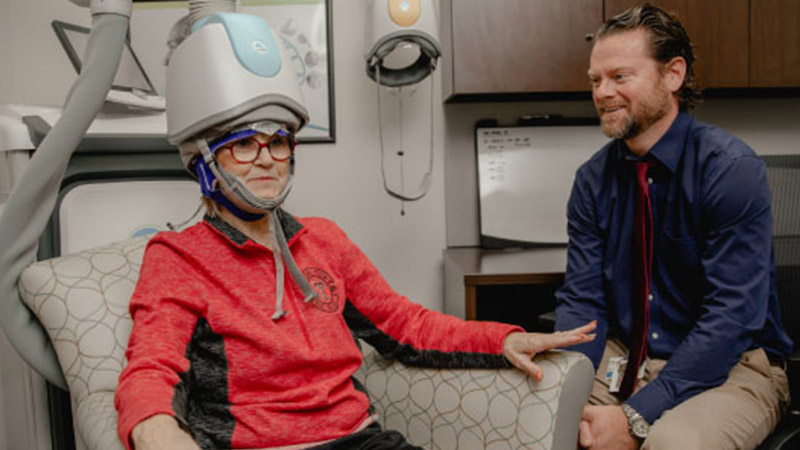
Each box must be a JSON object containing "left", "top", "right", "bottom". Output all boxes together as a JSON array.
[{"left": 18, "top": 237, "right": 593, "bottom": 450}]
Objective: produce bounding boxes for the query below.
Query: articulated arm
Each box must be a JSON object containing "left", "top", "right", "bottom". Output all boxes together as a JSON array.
[{"left": 0, "top": 8, "right": 130, "bottom": 389}]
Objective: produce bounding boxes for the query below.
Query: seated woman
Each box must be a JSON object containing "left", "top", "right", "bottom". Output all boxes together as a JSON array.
[
  {"left": 114, "top": 109, "right": 594, "bottom": 450},
  {"left": 114, "top": 16, "right": 594, "bottom": 450}
]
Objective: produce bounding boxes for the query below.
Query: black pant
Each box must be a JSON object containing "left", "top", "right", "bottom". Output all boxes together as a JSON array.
[{"left": 308, "top": 424, "right": 423, "bottom": 450}]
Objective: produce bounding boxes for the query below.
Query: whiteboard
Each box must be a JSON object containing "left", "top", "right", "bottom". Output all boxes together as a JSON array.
[{"left": 477, "top": 124, "right": 610, "bottom": 246}]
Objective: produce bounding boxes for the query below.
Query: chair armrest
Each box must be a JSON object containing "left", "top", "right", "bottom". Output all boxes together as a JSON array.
[
  {"left": 355, "top": 341, "right": 594, "bottom": 450},
  {"left": 74, "top": 391, "right": 125, "bottom": 450}
]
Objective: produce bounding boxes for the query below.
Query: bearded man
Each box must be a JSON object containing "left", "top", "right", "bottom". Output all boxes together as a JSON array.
[{"left": 553, "top": 4, "right": 793, "bottom": 450}]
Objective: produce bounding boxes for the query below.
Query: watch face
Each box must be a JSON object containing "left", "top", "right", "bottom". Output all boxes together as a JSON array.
[{"left": 632, "top": 418, "right": 649, "bottom": 439}]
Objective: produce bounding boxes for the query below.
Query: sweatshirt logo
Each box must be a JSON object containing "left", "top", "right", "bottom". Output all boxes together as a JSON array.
[{"left": 302, "top": 267, "right": 340, "bottom": 313}]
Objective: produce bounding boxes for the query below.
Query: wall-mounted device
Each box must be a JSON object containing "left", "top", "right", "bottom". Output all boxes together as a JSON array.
[{"left": 365, "top": 0, "right": 441, "bottom": 214}]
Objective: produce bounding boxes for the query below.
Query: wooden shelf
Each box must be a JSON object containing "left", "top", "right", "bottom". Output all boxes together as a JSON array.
[{"left": 444, "top": 247, "right": 567, "bottom": 322}]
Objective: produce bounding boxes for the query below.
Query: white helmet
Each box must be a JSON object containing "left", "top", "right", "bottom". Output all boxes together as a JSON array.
[{"left": 166, "top": 12, "right": 309, "bottom": 171}]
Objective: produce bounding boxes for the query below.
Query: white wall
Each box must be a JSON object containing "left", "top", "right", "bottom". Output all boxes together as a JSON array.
[
  {"left": 0, "top": 0, "right": 89, "bottom": 105},
  {"left": 0, "top": 0, "right": 12, "bottom": 104}
]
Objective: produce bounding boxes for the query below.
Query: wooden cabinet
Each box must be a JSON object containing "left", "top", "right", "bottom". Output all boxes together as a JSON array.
[
  {"left": 605, "top": 0, "right": 749, "bottom": 88},
  {"left": 441, "top": 0, "right": 602, "bottom": 99},
  {"left": 441, "top": 0, "right": 799, "bottom": 99},
  {"left": 751, "top": 0, "right": 800, "bottom": 87}
]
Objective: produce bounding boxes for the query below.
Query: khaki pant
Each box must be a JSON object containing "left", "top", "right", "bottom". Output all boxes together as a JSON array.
[{"left": 590, "top": 339, "right": 790, "bottom": 450}]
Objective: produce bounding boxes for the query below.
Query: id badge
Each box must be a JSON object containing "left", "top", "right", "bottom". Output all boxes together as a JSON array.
[
  {"left": 605, "top": 356, "right": 626, "bottom": 393},
  {"left": 605, "top": 356, "right": 647, "bottom": 393}
]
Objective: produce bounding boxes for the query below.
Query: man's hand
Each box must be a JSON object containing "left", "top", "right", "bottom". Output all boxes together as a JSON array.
[
  {"left": 131, "top": 414, "right": 202, "bottom": 450},
  {"left": 578, "top": 405, "right": 639, "bottom": 450},
  {"left": 502, "top": 321, "right": 596, "bottom": 381}
]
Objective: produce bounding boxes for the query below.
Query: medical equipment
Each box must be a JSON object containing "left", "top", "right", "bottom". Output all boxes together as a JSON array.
[
  {"left": 52, "top": 20, "right": 166, "bottom": 111},
  {"left": 0, "top": 0, "right": 132, "bottom": 390},
  {"left": 365, "top": 0, "right": 440, "bottom": 214}
]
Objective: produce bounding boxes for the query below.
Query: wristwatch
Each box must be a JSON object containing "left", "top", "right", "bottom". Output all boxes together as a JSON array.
[{"left": 621, "top": 403, "right": 649, "bottom": 440}]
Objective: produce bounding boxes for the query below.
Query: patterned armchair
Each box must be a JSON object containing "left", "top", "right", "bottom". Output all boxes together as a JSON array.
[{"left": 18, "top": 237, "right": 594, "bottom": 450}]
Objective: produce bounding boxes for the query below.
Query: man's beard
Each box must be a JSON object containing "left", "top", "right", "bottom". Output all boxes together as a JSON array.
[{"left": 599, "top": 87, "right": 671, "bottom": 140}]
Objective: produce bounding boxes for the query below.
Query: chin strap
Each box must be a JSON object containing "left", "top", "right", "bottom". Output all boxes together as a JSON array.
[
  {"left": 197, "top": 139, "right": 318, "bottom": 320},
  {"left": 196, "top": 158, "right": 264, "bottom": 221}
]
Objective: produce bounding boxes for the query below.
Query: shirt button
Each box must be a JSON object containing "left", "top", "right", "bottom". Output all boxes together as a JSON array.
[
  {"left": 648, "top": 294, "right": 654, "bottom": 302},
  {"left": 647, "top": 177, "right": 654, "bottom": 185},
  {"left": 651, "top": 332, "right": 659, "bottom": 340}
]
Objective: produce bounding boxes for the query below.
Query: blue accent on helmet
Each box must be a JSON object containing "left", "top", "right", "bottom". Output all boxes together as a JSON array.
[
  {"left": 195, "top": 158, "right": 264, "bottom": 222},
  {"left": 193, "top": 13, "right": 282, "bottom": 78},
  {"left": 209, "top": 128, "right": 259, "bottom": 154}
]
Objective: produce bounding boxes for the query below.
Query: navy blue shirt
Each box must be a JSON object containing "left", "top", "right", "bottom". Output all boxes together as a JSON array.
[{"left": 554, "top": 112, "right": 793, "bottom": 424}]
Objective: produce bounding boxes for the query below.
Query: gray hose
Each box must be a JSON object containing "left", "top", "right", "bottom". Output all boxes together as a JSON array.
[
  {"left": 165, "top": 0, "right": 237, "bottom": 66},
  {"left": 188, "top": 0, "right": 238, "bottom": 28},
  {"left": 0, "top": 14, "right": 129, "bottom": 389}
]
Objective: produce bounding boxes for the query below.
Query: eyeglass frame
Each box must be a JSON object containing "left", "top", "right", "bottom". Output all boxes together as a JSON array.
[{"left": 209, "top": 128, "right": 296, "bottom": 164}]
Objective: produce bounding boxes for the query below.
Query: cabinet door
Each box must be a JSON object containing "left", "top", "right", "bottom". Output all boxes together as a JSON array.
[
  {"left": 450, "top": 0, "right": 602, "bottom": 95},
  {"left": 751, "top": 0, "right": 800, "bottom": 87},
  {"left": 605, "top": 0, "right": 749, "bottom": 88}
]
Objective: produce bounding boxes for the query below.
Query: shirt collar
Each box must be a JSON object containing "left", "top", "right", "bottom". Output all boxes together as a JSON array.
[
  {"left": 618, "top": 111, "right": 693, "bottom": 173},
  {"left": 204, "top": 208, "right": 305, "bottom": 247}
]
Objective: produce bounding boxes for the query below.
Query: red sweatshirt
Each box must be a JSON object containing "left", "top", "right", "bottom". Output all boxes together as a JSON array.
[{"left": 115, "top": 212, "right": 522, "bottom": 449}]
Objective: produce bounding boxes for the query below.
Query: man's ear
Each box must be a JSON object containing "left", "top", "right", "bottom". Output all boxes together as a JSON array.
[{"left": 663, "top": 56, "right": 687, "bottom": 94}]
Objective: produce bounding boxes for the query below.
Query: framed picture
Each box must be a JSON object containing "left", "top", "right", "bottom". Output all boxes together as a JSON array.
[{"left": 131, "top": 0, "right": 335, "bottom": 143}]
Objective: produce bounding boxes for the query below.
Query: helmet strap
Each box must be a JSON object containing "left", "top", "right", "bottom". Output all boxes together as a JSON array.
[{"left": 195, "top": 158, "right": 264, "bottom": 221}]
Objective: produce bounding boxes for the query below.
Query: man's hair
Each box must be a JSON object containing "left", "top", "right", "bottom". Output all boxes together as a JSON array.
[{"left": 596, "top": 3, "right": 701, "bottom": 110}]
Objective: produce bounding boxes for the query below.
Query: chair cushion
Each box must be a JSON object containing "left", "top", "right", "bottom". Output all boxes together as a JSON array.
[{"left": 18, "top": 238, "right": 148, "bottom": 449}]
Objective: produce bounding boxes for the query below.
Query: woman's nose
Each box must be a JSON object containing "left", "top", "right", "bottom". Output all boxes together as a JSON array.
[{"left": 254, "top": 144, "right": 275, "bottom": 166}]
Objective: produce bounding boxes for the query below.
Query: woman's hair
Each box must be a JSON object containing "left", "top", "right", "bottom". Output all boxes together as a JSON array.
[
  {"left": 202, "top": 196, "right": 222, "bottom": 218},
  {"left": 596, "top": 3, "right": 702, "bottom": 110}
]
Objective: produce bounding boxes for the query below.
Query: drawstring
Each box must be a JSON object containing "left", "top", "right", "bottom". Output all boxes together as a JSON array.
[{"left": 268, "top": 209, "right": 317, "bottom": 320}]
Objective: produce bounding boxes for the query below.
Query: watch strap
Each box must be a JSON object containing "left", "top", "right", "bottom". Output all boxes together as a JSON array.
[{"left": 622, "top": 403, "right": 649, "bottom": 440}]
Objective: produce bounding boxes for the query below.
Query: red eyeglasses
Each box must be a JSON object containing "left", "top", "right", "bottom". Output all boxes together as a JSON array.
[{"left": 211, "top": 130, "right": 296, "bottom": 164}]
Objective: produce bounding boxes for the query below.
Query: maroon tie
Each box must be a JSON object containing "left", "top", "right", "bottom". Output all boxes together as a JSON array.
[{"left": 619, "top": 162, "right": 653, "bottom": 399}]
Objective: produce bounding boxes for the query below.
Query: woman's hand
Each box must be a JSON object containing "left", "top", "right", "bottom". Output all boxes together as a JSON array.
[
  {"left": 131, "top": 414, "right": 202, "bottom": 450},
  {"left": 502, "top": 321, "right": 596, "bottom": 381}
]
